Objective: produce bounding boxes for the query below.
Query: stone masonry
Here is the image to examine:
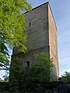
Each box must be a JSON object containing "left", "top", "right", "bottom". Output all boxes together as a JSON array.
[{"left": 10, "top": 2, "right": 59, "bottom": 81}]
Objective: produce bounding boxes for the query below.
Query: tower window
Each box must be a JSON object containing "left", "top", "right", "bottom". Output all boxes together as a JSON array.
[
  {"left": 26, "top": 61, "right": 30, "bottom": 68},
  {"left": 29, "top": 22, "right": 31, "bottom": 27}
]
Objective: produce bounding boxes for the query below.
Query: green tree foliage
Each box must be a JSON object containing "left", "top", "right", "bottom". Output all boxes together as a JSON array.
[
  {"left": 20, "top": 53, "right": 53, "bottom": 90},
  {"left": 9, "top": 58, "right": 21, "bottom": 84},
  {"left": 30, "top": 53, "right": 53, "bottom": 82},
  {"left": 0, "top": 40, "right": 9, "bottom": 66},
  {"left": 61, "top": 71, "right": 70, "bottom": 83},
  {"left": 0, "top": 0, "right": 32, "bottom": 66}
]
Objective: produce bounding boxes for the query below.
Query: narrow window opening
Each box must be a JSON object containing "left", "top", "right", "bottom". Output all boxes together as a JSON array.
[
  {"left": 29, "top": 22, "right": 31, "bottom": 27},
  {"left": 26, "top": 61, "right": 30, "bottom": 68}
]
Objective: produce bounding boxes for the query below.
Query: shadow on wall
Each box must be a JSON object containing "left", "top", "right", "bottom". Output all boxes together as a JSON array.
[{"left": 52, "top": 63, "right": 58, "bottom": 80}]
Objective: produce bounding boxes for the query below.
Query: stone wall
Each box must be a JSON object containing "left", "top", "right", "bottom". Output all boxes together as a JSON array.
[
  {"left": 25, "top": 3, "right": 49, "bottom": 51},
  {"left": 10, "top": 2, "right": 50, "bottom": 76},
  {"left": 48, "top": 4, "right": 58, "bottom": 79}
]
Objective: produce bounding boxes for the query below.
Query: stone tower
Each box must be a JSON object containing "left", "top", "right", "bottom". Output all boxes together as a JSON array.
[{"left": 10, "top": 2, "right": 59, "bottom": 81}]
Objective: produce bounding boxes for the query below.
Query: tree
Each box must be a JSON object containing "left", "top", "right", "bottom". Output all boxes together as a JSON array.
[
  {"left": 0, "top": 0, "right": 32, "bottom": 67},
  {"left": 61, "top": 71, "right": 70, "bottom": 83},
  {"left": 20, "top": 53, "right": 53, "bottom": 90},
  {"left": 0, "top": 39, "right": 9, "bottom": 67},
  {"left": 30, "top": 53, "right": 53, "bottom": 82}
]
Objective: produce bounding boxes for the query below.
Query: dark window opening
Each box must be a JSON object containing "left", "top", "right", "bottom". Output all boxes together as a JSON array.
[
  {"left": 29, "top": 22, "right": 31, "bottom": 27},
  {"left": 26, "top": 61, "right": 30, "bottom": 68}
]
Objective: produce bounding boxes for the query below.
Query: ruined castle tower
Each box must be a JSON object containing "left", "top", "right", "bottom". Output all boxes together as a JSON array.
[{"left": 10, "top": 2, "right": 59, "bottom": 81}]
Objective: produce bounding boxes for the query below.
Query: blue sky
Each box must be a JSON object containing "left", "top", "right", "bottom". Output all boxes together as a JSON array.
[{"left": 0, "top": 0, "right": 70, "bottom": 78}]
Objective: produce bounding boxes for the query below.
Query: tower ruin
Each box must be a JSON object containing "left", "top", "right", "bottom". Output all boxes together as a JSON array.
[{"left": 10, "top": 2, "right": 59, "bottom": 81}]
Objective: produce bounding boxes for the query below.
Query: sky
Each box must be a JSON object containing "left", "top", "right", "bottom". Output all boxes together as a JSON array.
[{"left": 0, "top": 0, "right": 70, "bottom": 78}]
